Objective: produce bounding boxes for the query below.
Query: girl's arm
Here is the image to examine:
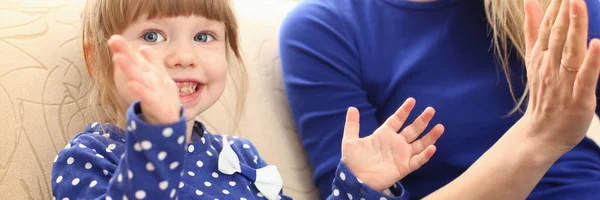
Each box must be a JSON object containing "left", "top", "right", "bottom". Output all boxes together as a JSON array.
[{"left": 51, "top": 102, "right": 187, "bottom": 200}]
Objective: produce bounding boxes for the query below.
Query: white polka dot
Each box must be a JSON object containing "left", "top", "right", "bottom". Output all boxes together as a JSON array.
[
  {"left": 56, "top": 176, "right": 63, "bottom": 183},
  {"left": 257, "top": 192, "right": 264, "bottom": 197},
  {"left": 108, "top": 143, "right": 116, "bottom": 150},
  {"left": 253, "top": 156, "right": 258, "bottom": 164},
  {"left": 54, "top": 155, "right": 58, "bottom": 163},
  {"left": 383, "top": 189, "right": 393, "bottom": 196},
  {"left": 170, "top": 189, "right": 176, "bottom": 198},
  {"left": 333, "top": 189, "right": 339, "bottom": 196},
  {"left": 141, "top": 141, "right": 152, "bottom": 150},
  {"left": 135, "top": 190, "right": 146, "bottom": 199},
  {"left": 241, "top": 198, "right": 247, "bottom": 200},
  {"left": 195, "top": 190, "right": 203, "bottom": 195},
  {"left": 90, "top": 180, "right": 97, "bottom": 187},
  {"left": 196, "top": 160, "right": 203, "bottom": 167},
  {"left": 204, "top": 181, "right": 212, "bottom": 187},
  {"left": 106, "top": 148, "right": 112, "bottom": 153},
  {"left": 130, "top": 121, "right": 136, "bottom": 131},
  {"left": 103, "top": 170, "right": 108, "bottom": 175},
  {"left": 72, "top": 178, "right": 80, "bottom": 186},
  {"left": 123, "top": 195, "right": 128, "bottom": 200},
  {"left": 146, "top": 162, "right": 155, "bottom": 171},
  {"left": 66, "top": 157, "right": 74, "bottom": 165},
  {"left": 133, "top": 143, "right": 142, "bottom": 152},
  {"left": 340, "top": 172, "right": 346, "bottom": 181},
  {"left": 103, "top": 133, "right": 110, "bottom": 138},
  {"left": 188, "top": 171, "right": 195, "bottom": 176},
  {"left": 62, "top": 198, "right": 69, "bottom": 200},
  {"left": 347, "top": 193, "right": 353, "bottom": 200},
  {"left": 92, "top": 122, "right": 98, "bottom": 128},
  {"left": 222, "top": 190, "right": 229, "bottom": 194},
  {"left": 177, "top": 136, "right": 185, "bottom": 144},
  {"left": 206, "top": 151, "right": 213, "bottom": 156},
  {"left": 117, "top": 173, "right": 123, "bottom": 182},
  {"left": 105, "top": 196, "right": 111, "bottom": 200},
  {"left": 229, "top": 181, "right": 236, "bottom": 186},
  {"left": 188, "top": 145, "right": 195, "bottom": 153},
  {"left": 179, "top": 182, "right": 184, "bottom": 188},
  {"left": 159, "top": 181, "right": 168, "bottom": 190},
  {"left": 64, "top": 143, "right": 71, "bottom": 149},
  {"left": 96, "top": 154, "right": 104, "bottom": 158},
  {"left": 78, "top": 144, "right": 87, "bottom": 148},
  {"left": 380, "top": 198, "right": 387, "bottom": 200},
  {"left": 242, "top": 144, "right": 251, "bottom": 149},
  {"left": 158, "top": 151, "right": 167, "bottom": 161},
  {"left": 357, "top": 177, "right": 363, "bottom": 183},
  {"left": 93, "top": 131, "right": 100, "bottom": 135},
  {"left": 361, "top": 198, "right": 366, "bottom": 200},
  {"left": 212, "top": 172, "right": 219, "bottom": 178},
  {"left": 162, "top": 127, "right": 173, "bottom": 137},
  {"left": 128, "top": 170, "right": 133, "bottom": 179},
  {"left": 170, "top": 161, "right": 179, "bottom": 170},
  {"left": 201, "top": 138, "right": 205, "bottom": 144},
  {"left": 228, "top": 140, "right": 234, "bottom": 145},
  {"left": 85, "top": 162, "right": 92, "bottom": 169}
]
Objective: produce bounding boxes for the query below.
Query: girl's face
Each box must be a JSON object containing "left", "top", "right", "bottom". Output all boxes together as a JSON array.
[{"left": 113, "top": 15, "right": 228, "bottom": 122}]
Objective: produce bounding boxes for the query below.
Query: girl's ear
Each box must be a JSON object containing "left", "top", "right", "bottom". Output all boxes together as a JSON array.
[{"left": 84, "top": 39, "right": 95, "bottom": 77}]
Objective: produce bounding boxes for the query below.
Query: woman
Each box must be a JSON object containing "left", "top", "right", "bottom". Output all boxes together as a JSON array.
[{"left": 280, "top": 0, "right": 600, "bottom": 199}]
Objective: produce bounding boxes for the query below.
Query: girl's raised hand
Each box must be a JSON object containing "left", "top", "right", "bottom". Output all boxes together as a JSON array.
[
  {"left": 341, "top": 98, "right": 444, "bottom": 192},
  {"left": 108, "top": 35, "right": 182, "bottom": 125}
]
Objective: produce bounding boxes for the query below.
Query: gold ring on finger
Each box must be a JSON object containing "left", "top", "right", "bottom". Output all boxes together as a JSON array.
[{"left": 561, "top": 59, "right": 579, "bottom": 72}]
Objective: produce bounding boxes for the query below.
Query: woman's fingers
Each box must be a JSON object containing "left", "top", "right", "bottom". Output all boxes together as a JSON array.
[
  {"left": 400, "top": 107, "right": 435, "bottom": 143},
  {"left": 561, "top": 0, "right": 588, "bottom": 74},
  {"left": 410, "top": 124, "right": 444, "bottom": 155},
  {"left": 573, "top": 39, "right": 600, "bottom": 102},
  {"left": 381, "top": 98, "right": 416, "bottom": 133},
  {"left": 548, "top": 0, "right": 571, "bottom": 67},
  {"left": 524, "top": 0, "right": 544, "bottom": 60},
  {"left": 536, "top": 0, "right": 564, "bottom": 52}
]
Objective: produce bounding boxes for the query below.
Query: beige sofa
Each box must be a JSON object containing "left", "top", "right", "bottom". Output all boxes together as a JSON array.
[{"left": 1, "top": 0, "right": 599, "bottom": 199}]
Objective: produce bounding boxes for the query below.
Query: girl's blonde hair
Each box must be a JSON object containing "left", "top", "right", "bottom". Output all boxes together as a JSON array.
[
  {"left": 485, "top": 0, "right": 551, "bottom": 115},
  {"left": 82, "top": 0, "right": 247, "bottom": 127}
]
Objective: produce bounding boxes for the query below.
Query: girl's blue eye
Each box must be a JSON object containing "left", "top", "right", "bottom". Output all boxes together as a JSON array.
[
  {"left": 142, "top": 31, "right": 165, "bottom": 42},
  {"left": 194, "top": 33, "right": 214, "bottom": 42}
]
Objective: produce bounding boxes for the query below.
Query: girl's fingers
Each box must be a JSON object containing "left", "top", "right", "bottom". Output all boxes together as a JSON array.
[
  {"left": 408, "top": 145, "right": 436, "bottom": 173},
  {"left": 113, "top": 53, "right": 141, "bottom": 81},
  {"left": 410, "top": 124, "right": 444, "bottom": 155},
  {"left": 108, "top": 35, "right": 141, "bottom": 67},
  {"left": 382, "top": 98, "right": 416, "bottom": 133},
  {"left": 400, "top": 107, "right": 435, "bottom": 143},
  {"left": 573, "top": 39, "right": 600, "bottom": 101},
  {"left": 560, "top": 0, "right": 589, "bottom": 74},
  {"left": 524, "top": 0, "right": 544, "bottom": 60},
  {"left": 343, "top": 107, "right": 361, "bottom": 142},
  {"left": 139, "top": 45, "right": 167, "bottom": 74}
]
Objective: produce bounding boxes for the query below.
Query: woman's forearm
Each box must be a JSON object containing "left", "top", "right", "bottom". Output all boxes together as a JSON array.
[{"left": 424, "top": 120, "right": 562, "bottom": 200}]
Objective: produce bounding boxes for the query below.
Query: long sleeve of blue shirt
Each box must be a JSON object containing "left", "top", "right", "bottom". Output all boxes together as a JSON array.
[
  {"left": 280, "top": 0, "right": 600, "bottom": 199},
  {"left": 51, "top": 101, "right": 188, "bottom": 200},
  {"left": 52, "top": 101, "right": 409, "bottom": 200}
]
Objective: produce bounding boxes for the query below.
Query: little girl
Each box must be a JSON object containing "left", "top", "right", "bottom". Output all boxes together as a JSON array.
[{"left": 51, "top": 0, "right": 444, "bottom": 199}]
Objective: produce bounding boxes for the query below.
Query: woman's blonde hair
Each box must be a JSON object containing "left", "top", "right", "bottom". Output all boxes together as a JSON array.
[
  {"left": 485, "top": 0, "right": 551, "bottom": 115},
  {"left": 82, "top": 0, "right": 247, "bottom": 128}
]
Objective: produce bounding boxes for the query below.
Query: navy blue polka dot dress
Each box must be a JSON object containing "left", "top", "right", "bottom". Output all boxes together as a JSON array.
[{"left": 51, "top": 102, "right": 407, "bottom": 200}]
